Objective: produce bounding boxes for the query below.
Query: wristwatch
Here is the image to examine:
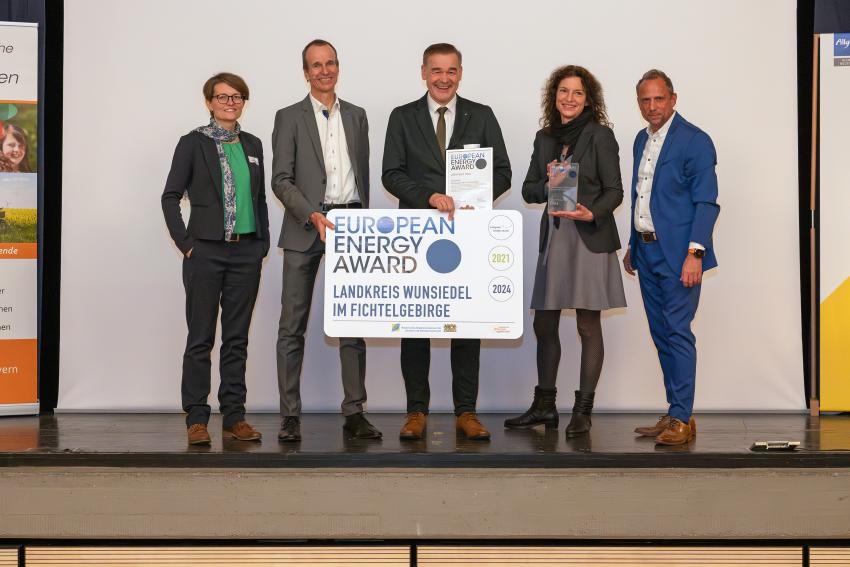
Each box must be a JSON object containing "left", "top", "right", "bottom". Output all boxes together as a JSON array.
[{"left": 688, "top": 247, "right": 705, "bottom": 259}]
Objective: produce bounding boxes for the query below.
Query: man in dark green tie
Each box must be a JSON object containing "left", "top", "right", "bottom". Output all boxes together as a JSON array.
[{"left": 381, "top": 43, "right": 512, "bottom": 441}]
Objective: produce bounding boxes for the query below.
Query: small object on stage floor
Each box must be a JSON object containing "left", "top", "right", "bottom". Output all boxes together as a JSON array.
[{"left": 750, "top": 440, "right": 801, "bottom": 451}]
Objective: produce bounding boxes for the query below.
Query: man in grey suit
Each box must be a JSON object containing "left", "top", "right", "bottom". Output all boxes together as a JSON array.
[{"left": 271, "top": 39, "right": 381, "bottom": 441}]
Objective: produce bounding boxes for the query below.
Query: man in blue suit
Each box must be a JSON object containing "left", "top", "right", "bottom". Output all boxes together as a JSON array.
[{"left": 623, "top": 70, "right": 720, "bottom": 446}]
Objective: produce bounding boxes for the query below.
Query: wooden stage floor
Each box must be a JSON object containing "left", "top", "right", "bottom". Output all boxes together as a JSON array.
[
  {"left": 3, "top": 413, "right": 850, "bottom": 540},
  {"left": 1, "top": 412, "right": 849, "bottom": 468}
]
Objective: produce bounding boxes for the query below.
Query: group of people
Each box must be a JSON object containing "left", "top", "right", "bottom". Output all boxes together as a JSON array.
[
  {"left": 161, "top": 40, "right": 719, "bottom": 449},
  {"left": 0, "top": 123, "right": 30, "bottom": 173}
]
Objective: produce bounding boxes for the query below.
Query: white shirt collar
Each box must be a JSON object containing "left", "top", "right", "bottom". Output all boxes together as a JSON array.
[
  {"left": 646, "top": 111, "right": 677, "bottom": 139},
  {"left": 427, "top": 94, "right": 457, "bottom": 116},
  {"left": 310, "top": 94, "right": 339, "bottom": 115}
]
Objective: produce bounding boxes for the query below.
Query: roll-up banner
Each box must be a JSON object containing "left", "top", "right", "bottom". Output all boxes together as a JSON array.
[
  {"left": 0, "top": 22, "right": 38, "bottom": 416},
  {"left": 820, "top": 32, "right": 850, "bottom": 411}
]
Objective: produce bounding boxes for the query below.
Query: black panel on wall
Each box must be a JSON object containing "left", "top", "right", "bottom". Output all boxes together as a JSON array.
[
  {"left": 39, "top": 0, "right": 61, "bottom": 411},
  {"left": 815, "top": 0, "right": 850, "bottom": 32},
  {"left": 798, "top": 0, "right": 815, "bottom": 403},
  {"left": 0, "top": 0, "right": 40, "bottom": 20}
]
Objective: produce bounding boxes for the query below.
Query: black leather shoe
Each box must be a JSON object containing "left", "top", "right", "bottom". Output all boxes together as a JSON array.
[
  {"left": 504, "top": 386, "right": 558, "bottom": 429},
  {"left": 565, "top": 390, "right": 594, "bottom": 437},
  {"left": 278, "top": 416, "right": 301, "bottom": 442},
  {"left": 343, "top": 412, "right": 383, "bottom": 439}
]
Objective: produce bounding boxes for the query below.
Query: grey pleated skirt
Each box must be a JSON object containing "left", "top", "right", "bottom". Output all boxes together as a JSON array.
[{"left": 530, "top": 217, "right": 627, "bottom": 310}]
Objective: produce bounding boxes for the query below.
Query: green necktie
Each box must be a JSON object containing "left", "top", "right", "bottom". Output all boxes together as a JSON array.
[{"left": 436, "top": 106, "right": 448, "bottom": 160}]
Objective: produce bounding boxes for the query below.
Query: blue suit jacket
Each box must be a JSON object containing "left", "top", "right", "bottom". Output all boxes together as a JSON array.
[{"left": 629, "top": 113, "right": 720, "bottom": 272}]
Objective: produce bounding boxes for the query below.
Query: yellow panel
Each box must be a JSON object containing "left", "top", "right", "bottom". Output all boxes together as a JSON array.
[
  {"left": 0, "top": 548, "right": 18, "bottom": 567},
  {"left": 419, "top": 546, "right": 801, "bottom": 566},
  {"left": 811, "top": 547, "right": 850, "bottom": 565},
  {"left": 821, "top": 276, "right": 850, "bottom": 410},
  {"left": 25, "top": 546, "right": 409, "bottom": 566}
]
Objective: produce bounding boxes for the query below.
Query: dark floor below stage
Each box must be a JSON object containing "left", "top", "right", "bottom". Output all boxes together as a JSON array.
[{"left": 1, "top": 412, "right": 848, "bottom": 468}]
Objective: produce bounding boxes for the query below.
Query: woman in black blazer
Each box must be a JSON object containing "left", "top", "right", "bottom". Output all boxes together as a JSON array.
[
  {"left": 505, "top": 65, "right": 625, "bottom": 437},
  {"left": 161, "top": 72, "right": 270, "bottom": 446}
]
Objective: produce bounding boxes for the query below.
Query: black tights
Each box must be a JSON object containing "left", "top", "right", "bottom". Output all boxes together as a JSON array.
[{"left": 533, "top": 309, "right": 604, "bottom": 393}]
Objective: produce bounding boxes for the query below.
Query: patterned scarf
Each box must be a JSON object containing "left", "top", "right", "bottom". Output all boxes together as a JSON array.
[{"left": 195, "top": 118, "right": 241, "bottom": 240}]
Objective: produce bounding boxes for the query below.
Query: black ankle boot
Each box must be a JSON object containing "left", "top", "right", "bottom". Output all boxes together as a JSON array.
[
  {"left": 504, "top": 386, "right": 558, "bottom": 429},
  {"left": 565, "top": 390, "right": 594, "bottom": 437}
]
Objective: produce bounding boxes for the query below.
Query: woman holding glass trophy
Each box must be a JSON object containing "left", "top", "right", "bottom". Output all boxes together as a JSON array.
[{"left": 505, "top": 65, "right": 626, "bottom": 437}]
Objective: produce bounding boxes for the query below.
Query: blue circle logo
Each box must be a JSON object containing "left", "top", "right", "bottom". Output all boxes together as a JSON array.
[
  {"left": 568, "top": 170, "right": 577, "bottom": 178},
  {"left": 376, "top": 216, "right": 394, "bottom": 233},
  {"left": 426, "top": 239, "right": 462, "bottom": 274}
]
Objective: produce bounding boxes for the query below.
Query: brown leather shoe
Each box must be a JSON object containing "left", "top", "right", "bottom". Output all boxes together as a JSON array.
[
  {"left": 187, "top": 423, "right": 211, "bottom": 446},
  {"left": 456, "top": 412, "right": 491, "bottom": 441},
  {"left": 654, "top": 417, "right": 696, "bottom": 446},
  {"left": 399, "top": 412, "right": 427, "bottom": 440},
  {"left": 634, "top": 415, "right": 671, "bottom": 437},
  {"left": 223, "top": 420, "right": 262, "bottom": 442}
]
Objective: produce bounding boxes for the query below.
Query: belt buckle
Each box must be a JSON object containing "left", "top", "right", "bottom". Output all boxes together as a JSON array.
[
  {"left": 227, "top": 234, "right": 240, "bottom": 243},
  {"left": 640, "top": 232, "right": 656, "bottom": 243}
]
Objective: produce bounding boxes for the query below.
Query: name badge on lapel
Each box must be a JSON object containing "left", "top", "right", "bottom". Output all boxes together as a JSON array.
[{"left": 248, "top": 156, "right": 260, "bottom": 165}]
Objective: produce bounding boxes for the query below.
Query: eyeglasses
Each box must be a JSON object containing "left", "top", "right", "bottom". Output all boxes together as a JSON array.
[{"left": 212, "top": 94, "right": 247, "bottom": 105}]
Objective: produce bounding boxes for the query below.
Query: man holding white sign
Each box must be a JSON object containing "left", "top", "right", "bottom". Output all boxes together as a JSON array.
[
  {"left": 271, "top": 39, "right": 381, "bottom": 442},
  {"left": 381, "top": 42, "right": 511, "bottom": 440}
]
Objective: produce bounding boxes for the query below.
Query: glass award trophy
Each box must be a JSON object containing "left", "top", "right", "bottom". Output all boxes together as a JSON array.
[{"left": 547, "top": 162, "right": 579, "bottom": 213}]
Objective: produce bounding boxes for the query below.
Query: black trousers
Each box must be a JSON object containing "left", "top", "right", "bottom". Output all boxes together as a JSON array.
[
  {"left": 400, "top": 338, "right": 480, "bottom": 415},
  {"left": 181, "top": 237, "right": 263, "bottom": 428}
]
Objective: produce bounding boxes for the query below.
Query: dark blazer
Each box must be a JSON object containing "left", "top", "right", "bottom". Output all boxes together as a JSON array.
[
  {"left": 161, "top": 130, "right": 270, "bottom": 256},
  {"left": 522, "top": 122, "right": 623, "bottom": 254},
  {"left": 272, "top": 96, "right": 369, "bottom": 252},
  {"left": 628, "top": 113, "right": 719, "bottom": 272},
  {"left": 382, "top": 94, "right": 511, "bottom": 208}
]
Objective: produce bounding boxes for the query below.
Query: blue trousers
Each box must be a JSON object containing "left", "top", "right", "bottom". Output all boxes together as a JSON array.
[{"left": 635, "top": 239, "right": 701, "bottom": 423}]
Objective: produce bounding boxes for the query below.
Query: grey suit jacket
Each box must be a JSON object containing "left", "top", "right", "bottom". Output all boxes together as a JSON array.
[{"left": 271, "top": 95, "right": 369, "bottom": 252}]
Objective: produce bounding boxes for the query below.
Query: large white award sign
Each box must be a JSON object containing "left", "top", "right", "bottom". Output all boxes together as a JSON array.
[{"left": 324, "top": 209, "right": 523, "bottom": 339}]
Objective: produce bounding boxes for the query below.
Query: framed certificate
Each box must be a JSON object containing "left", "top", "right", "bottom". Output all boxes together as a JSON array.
[{"left": 445, "top": 147, "right": 493, "bottom": 210}]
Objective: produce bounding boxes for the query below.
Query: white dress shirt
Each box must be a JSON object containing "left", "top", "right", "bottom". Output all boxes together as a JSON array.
[
  {"left": 633, "top": 111, "right": 703, "bottom": 250},
  {"left": 310, "top": 95, "right": 358, "bottom": 205},
  {"left": 426, "top": 94, "right": 457, "bottom": 150}
]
